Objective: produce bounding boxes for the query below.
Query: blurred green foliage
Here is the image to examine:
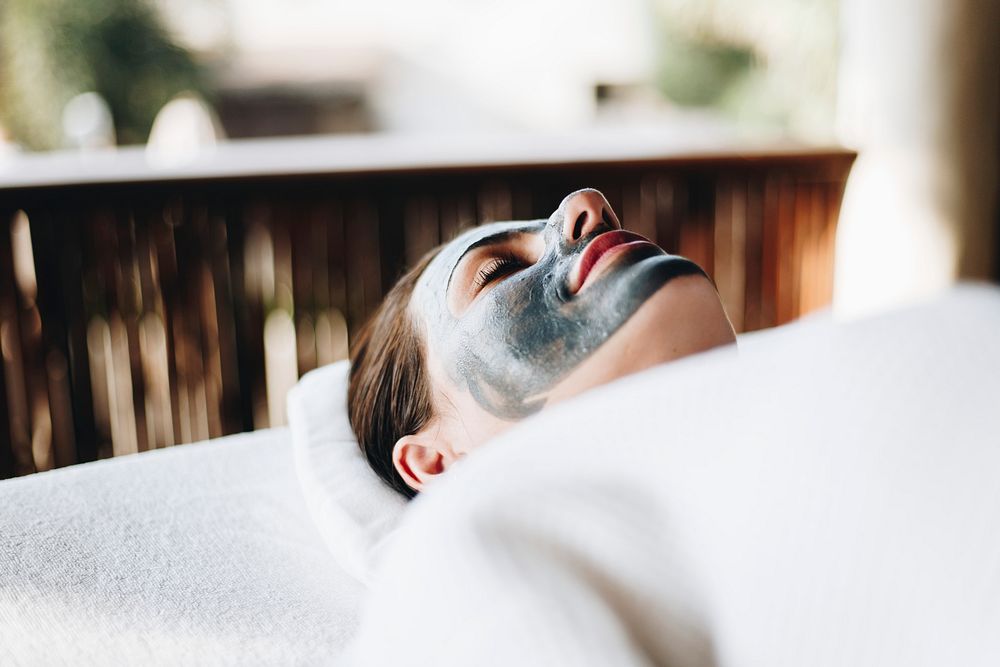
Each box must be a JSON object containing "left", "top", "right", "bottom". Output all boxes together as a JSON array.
[
  {"left": 0, "top": 0, "right": 204, "bottom": 149},
  {"left": 657, "top": 31, "right": 755, "bottom": 108},
  {"left": 654, "top": 0, "right": 839, "bottom": 139}
]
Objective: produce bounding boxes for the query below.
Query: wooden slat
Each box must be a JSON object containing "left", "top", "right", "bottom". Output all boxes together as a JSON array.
[
  {"left": 677, "top": 174, "right": 715, "bottom": 278},
  {"left": 8, "top": 210, "right": 53, "bottom": 472},
  {"left": 20, "top": 207, "right": 76, "bottom": 468},
  {"left": 775, "top": 173, "right": 797, "bottom": 325},
  {"left": 652, "top": 174, "right": 678, "bottom": 253},
  {"left": 439, "top": 192, "right": 475, "bottom": 245},
  {"left": 404, "top": 195, "right": 440, "bottom": 268},
  {"left": 743, "top": 176, "right": 765, "bottom": 331},
  {"left": 0, "top": 208, "right": 21, "bottom": 478}
]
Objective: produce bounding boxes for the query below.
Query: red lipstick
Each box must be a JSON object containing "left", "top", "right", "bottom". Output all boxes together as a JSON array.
[{"left": 569, "top": 230, "right": 660, "bottom": 294}]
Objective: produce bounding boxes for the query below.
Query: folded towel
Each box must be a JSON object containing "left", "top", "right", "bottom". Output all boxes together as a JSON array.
[{"left": 288, "top": 361, "right": 406, "bottom": 585}]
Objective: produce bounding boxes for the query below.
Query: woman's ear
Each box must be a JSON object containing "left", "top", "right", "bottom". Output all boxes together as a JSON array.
[{"left": 392, "top": 428, "right": 458, "bottom": 493}]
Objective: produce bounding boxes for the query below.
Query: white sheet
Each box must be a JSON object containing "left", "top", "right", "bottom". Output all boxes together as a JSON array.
[
  {"left": 0, "top": 428, "right": 364, "bottom": 665},
  {"left": 350, "top": 285, "right": 1000, "bottom": 667}
]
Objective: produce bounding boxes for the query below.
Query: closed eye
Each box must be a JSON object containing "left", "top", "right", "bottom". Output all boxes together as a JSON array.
[
  {"left": 447, "top": 225, "right": 546, "bottom": 317},
  {"left": 474, "top": 253, "right": 529, "bottom": 288}
]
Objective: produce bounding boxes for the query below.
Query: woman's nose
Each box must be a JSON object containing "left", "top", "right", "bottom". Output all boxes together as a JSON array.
[{"left": 560, "top": 189, "right": 620, "bottom": 243}]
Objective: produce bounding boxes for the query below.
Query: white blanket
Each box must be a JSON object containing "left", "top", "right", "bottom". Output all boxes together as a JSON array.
[
  {"left": 350, "top": 285, "right": 1000, "bottom": 667},
  {"left": 0, "top": 429, "right": 364, "bottom": 665}
]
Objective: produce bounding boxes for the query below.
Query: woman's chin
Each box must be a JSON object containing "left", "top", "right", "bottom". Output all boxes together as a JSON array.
[{"left": 546, "top": 274, "right": 736, "bottom": 406}]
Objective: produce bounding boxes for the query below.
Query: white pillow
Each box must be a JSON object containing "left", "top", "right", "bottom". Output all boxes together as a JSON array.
[{"left": 288, "top": 361, "right": 406, "bottom": 585}]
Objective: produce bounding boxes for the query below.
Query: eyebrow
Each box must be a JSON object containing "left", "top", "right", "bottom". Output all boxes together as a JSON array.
[{"left": 445, "top": 228, "right": 535, "bottom": 295}]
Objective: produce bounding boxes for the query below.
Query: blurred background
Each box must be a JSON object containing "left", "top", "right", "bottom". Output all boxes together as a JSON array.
[
  {"left": 0, "top": 0, "right": 839, "bottom": 147},
  {"left": 0, "top": 0, "right": 997, "bottom": 476}
]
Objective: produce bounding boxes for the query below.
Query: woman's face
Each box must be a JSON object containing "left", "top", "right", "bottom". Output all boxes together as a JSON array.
[
  {"left": 414, "top": 188, "right": 717, "bottom": 419},
  {"left": 397, "top": 189, "right": 736, "bottom": 487}
]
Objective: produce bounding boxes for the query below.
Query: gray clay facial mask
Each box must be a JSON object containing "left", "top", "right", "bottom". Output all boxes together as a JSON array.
[{"left": 413, "top": 189, "right": 705, "bottom": 420}]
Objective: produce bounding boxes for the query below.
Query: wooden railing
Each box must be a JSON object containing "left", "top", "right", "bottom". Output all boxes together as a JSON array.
[{"left": 0, "top": 132, "right": 855, "bottom": 477}]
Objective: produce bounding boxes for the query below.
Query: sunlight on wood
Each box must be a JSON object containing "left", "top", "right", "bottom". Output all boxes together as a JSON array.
[
  {"left": 316, "top": 308, "right": 349, "bottom": 365},
  {"left": 139, "top": 313, "right": 174, "bottom": 449},
  {"left": 264, "top": 309, "right": 297, "bottom": 427},
  {"left": 108, "top": 315, "right": 138, "bottom": 456},
  {"left": 10, "top": 211, "right": 37, "bottom": 305},
  {"left": 244, "top": 218, "right": 275, "bottom": 303},
  {"left": 86, "top": 317, "right": 113, "bottom": 459}
]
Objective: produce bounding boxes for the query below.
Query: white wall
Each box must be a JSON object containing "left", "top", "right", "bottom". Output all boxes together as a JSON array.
[{"left": 834, "top": 0, "right": 1000, "bottom": 317}]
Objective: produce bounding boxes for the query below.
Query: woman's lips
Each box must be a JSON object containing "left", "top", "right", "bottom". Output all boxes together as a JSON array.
[{"left": 569, "top": 230, "right": 662, "bottom": 294}]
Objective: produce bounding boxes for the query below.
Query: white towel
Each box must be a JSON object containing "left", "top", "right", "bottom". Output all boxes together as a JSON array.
[{"left": 288, "top": 362, "right": 406, "bottom": 585}]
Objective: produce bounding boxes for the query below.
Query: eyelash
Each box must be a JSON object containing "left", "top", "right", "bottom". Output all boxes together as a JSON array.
[{"left": 474, "top": 253, "right": 527, "bottom": 288}]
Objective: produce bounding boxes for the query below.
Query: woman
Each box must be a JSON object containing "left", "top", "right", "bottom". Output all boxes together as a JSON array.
[{"left": 349, "top": 189, "right": 736, "bottom": 497}]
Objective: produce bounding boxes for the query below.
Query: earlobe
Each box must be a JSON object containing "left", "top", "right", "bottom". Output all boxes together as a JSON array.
[{"left": 392, "top": 430, "right": 456, "bottom": 493}]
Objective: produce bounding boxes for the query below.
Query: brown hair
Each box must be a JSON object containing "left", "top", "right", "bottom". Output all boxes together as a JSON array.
[{"left": 348, "top": 248, "right": 440, "bottom": 499}]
